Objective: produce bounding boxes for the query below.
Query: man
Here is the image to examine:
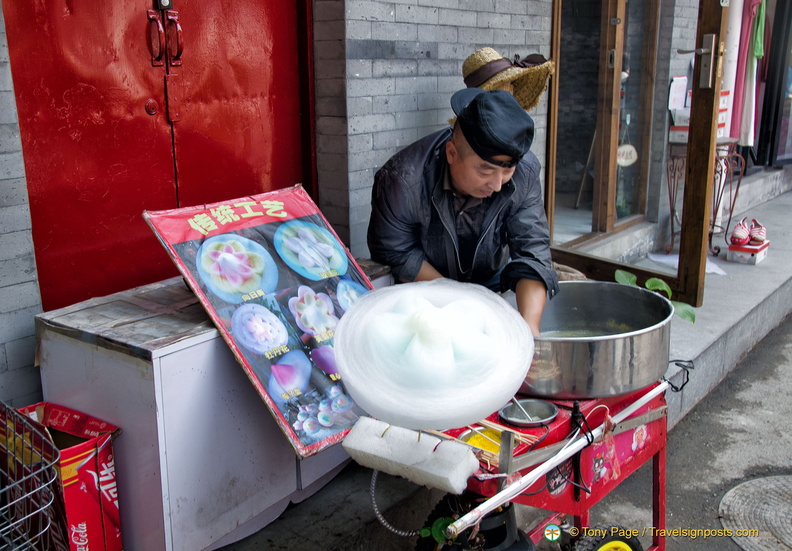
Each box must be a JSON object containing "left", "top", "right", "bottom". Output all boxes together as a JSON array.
[{"left": 367, "top": 88, "right": 558, "bottom": 335}]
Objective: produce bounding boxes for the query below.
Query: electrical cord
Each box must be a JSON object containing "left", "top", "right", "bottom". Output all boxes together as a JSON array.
[
  {"left": 664, "top": 359, "right": 694, "bottom": 392},
  {"left": 369, "top": 470, "right": 421, "bottom": 537},
  {"left": 525, "top": 423, "right": 550, "bottom": 452}
]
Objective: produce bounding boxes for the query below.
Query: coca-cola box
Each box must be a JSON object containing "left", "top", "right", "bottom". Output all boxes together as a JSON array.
[{"left": 20, "top": 402, "right": 123, "bottom": 551}]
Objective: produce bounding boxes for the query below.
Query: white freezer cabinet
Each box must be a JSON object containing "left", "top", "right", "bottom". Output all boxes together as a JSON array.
[{"left": 35, "top": 277, "right": 350, "bottom": 551}]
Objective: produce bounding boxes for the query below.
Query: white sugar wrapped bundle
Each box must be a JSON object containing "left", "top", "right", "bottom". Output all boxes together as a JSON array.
[
  {"left": 334, "top": 279, "right": 534, "bottom": 430},
  {"left": 342, "top": 416, "right": 479, "bottom": 494}
]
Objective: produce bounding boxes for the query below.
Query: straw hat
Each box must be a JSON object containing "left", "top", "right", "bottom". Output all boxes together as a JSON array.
[{"left": 462, "top": 47, "right": 554, "bottom": 111}]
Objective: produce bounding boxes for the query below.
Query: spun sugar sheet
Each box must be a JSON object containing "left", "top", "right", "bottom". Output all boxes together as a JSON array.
[
  {"left": 342, "top": 416, "right": 479, "bottom": 494},
  {"left": 335, "top": 280, "right": 534, "bottom": 430}
]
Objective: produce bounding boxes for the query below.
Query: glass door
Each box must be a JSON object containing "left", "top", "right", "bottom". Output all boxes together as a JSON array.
[
  {"left": 546, "top": 0, "right": 731, "bottom": 307},
  {"left": 552, "top": 0, "right": 657, "bottom": 245}
]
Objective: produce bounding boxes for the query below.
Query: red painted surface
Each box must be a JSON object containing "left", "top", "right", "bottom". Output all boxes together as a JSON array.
[
  {"left": 2, "top": 1, "right": 306, "bottom": 310},
  {"left": 166, "top": 3, "right": 304, "bottom": 207}
]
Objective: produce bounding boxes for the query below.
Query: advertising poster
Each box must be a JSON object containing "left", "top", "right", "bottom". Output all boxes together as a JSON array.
[{"left": 143, "top": 185, "right": 371, "bottom": 458}]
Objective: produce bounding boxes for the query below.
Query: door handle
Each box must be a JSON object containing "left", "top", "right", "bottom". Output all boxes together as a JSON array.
[
  {"left": 677, "top": 33, "right": 717, "bottom": 89},
  {"left": 165, "top": 10, "right": 184, "bottom": 67},
  {"left": 147, "top": 10, "right": 166, "bottom": 67}
]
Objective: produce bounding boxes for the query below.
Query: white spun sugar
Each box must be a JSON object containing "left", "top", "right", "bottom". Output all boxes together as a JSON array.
[{"left": 335, "top": 279, "right": 534, "bottom": 430}]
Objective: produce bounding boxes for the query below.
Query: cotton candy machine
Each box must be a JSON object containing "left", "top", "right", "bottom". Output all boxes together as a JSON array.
[
  {"left": 335, "top": 280, "right": 675, "bottom": 550},
  {"left": 520, "top": 281, "right": 674, "bottom": 399}
]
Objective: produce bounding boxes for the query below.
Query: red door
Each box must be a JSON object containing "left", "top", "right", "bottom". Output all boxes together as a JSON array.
[{"left": 2, "top": 1, "right": 307, "bottom": 310}]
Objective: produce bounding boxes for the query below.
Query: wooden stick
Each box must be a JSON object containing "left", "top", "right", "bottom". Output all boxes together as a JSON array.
[
  {"left": 476, "top": 419, "right": 539, "bottom": 445},
  {"left": 425, "top": 429, "right": 500, "bottom": 466}
]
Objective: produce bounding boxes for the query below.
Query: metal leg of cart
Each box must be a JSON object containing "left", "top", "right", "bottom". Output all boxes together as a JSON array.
[
  {"left": 651, "top": 444, "right": 667, "bottom": 551},
  {"left": 524, "top": 441, "right": 667, "bottom": 550}
]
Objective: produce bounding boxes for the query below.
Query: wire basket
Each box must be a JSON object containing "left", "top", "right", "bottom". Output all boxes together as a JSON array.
[{"left": 0, "top": 401, "right": 61, "bottom": 551}]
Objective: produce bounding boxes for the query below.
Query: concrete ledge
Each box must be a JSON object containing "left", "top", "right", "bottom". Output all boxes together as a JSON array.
[{"left": 665, "top": 276, "right": 792, "bottom": 429}]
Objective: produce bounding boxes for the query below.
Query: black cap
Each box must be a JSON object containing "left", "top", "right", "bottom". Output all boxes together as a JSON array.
[{"left": 450, "top": 88, "right": 535, "bottom": 168}]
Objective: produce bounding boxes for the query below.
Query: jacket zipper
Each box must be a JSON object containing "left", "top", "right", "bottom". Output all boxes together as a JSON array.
[
  {"left": 432, "top": 190, "right": 511, "bottom": 280},
  {"left": 431, "top": 194, "right": 465, "bottom": 277}
]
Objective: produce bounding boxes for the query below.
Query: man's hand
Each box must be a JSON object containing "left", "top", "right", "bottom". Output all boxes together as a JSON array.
[
  {"left": 412, "top": 261, "right": 446, "bottom": 282},
  {"left": 515, "top": 278, "right": 547, "bottom": 336}
]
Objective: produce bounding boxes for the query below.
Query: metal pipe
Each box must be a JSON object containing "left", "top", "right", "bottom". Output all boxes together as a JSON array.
[{"left": 446, "top": 381, "right": 669, "bottom": 539}]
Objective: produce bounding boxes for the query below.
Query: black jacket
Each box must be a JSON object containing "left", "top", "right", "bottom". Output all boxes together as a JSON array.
[{"left": 367, "top": 127, "right": 559, "bottom": 298}]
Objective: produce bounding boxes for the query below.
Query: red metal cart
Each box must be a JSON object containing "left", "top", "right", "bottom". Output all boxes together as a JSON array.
[{"left": 437, "top": 381, "right": 669, "bottom": 550}]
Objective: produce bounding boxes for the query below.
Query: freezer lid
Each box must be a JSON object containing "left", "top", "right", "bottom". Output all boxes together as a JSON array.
[{"left": 35, "top": 277, "right": 219, "bottom": 360}]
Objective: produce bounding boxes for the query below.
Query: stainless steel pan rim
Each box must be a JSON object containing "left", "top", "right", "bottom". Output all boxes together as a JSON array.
[{"left": 521, "top": 281, "right": 674, "bottom": 399}]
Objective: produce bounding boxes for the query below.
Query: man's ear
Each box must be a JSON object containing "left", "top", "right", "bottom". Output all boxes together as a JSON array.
[{"left": 446, "top": 139, "right": 457, "bottom": 164}]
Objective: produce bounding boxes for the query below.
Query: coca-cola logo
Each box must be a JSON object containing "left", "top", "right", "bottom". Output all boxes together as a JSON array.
[{"left": 70, "top": 522, "right": 89, "bottom": 550}]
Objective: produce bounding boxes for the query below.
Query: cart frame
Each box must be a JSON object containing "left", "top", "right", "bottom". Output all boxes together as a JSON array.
[{"left": 449, "top": 382, "right": 669, "bottom": 550}]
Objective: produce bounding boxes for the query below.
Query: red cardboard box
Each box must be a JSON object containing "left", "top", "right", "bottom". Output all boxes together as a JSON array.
[
  {"left": 726, "top": 240, "right": 769, "bottom": 265},
  {"left": 20, "top": 402, "right": 123, "bottom": 551}
]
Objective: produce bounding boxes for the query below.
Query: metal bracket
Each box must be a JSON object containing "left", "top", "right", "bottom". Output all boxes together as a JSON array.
[
  {"left": 610, "top": 18, "right": 622, "bottom": 25},
  {"left": 165, "top": 74, "right": 182, "bottom": 122},
  {"left": 698, "top": 34, "right": 717, "bottom": 89}
]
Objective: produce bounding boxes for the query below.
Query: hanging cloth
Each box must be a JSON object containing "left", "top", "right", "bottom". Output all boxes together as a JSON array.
[
  {"left": 721, "top": 0, "right": 744, "bottom": 135},
  {"left": 730, "top": 0, "right": 763, "bottom": 138},
  {"left": 739, "top": 0, "right": 766, "bottom": 146}
]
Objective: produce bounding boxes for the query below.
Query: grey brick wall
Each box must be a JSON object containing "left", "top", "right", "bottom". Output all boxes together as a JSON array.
[
  {"left": 314, "top": 0, "right": 554, "bottom": 258},
  {"left": 0, "top": 3, "right": 43, "bottom": 408}
]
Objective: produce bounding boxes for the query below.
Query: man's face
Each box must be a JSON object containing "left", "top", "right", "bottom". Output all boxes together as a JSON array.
[{"left": 446, "top": 135, "right": 517, "bottom": 198}]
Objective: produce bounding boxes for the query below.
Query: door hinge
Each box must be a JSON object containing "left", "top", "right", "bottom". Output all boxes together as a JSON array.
[{"left": 165, "top": 73, "right": 182, "bottom": 122}]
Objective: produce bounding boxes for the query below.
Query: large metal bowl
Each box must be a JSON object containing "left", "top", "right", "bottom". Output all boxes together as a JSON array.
[{"left": 519, "top": 281, "right": 674, "bottom": 399}]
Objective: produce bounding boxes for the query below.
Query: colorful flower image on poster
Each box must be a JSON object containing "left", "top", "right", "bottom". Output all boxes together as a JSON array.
[
  {"left": 273, "top": 219, "right": 349, "bottom": 280},
  {"left": 231, "top": 303, "right": 290, "bottom": 355},
  {"left": 196, "top": 234, "right": 279, "bottom": 304},
  {"left": 291, "top": 383, "right": 357, "bottom": 443},
  {"left": 288, "top": 285, "right": 340, "bottom": 337},
  {"left": 310, "top": 344, "right": 339, "bottom": 379},
  {"left": 267, "top": 350, "right": 314, "bottom": 403},
  {"left": 143, "top": 185, "right": 372, "bottom": 457},
  {"left": 336, "top": 279, "right": 368, "bottom": 312}
]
